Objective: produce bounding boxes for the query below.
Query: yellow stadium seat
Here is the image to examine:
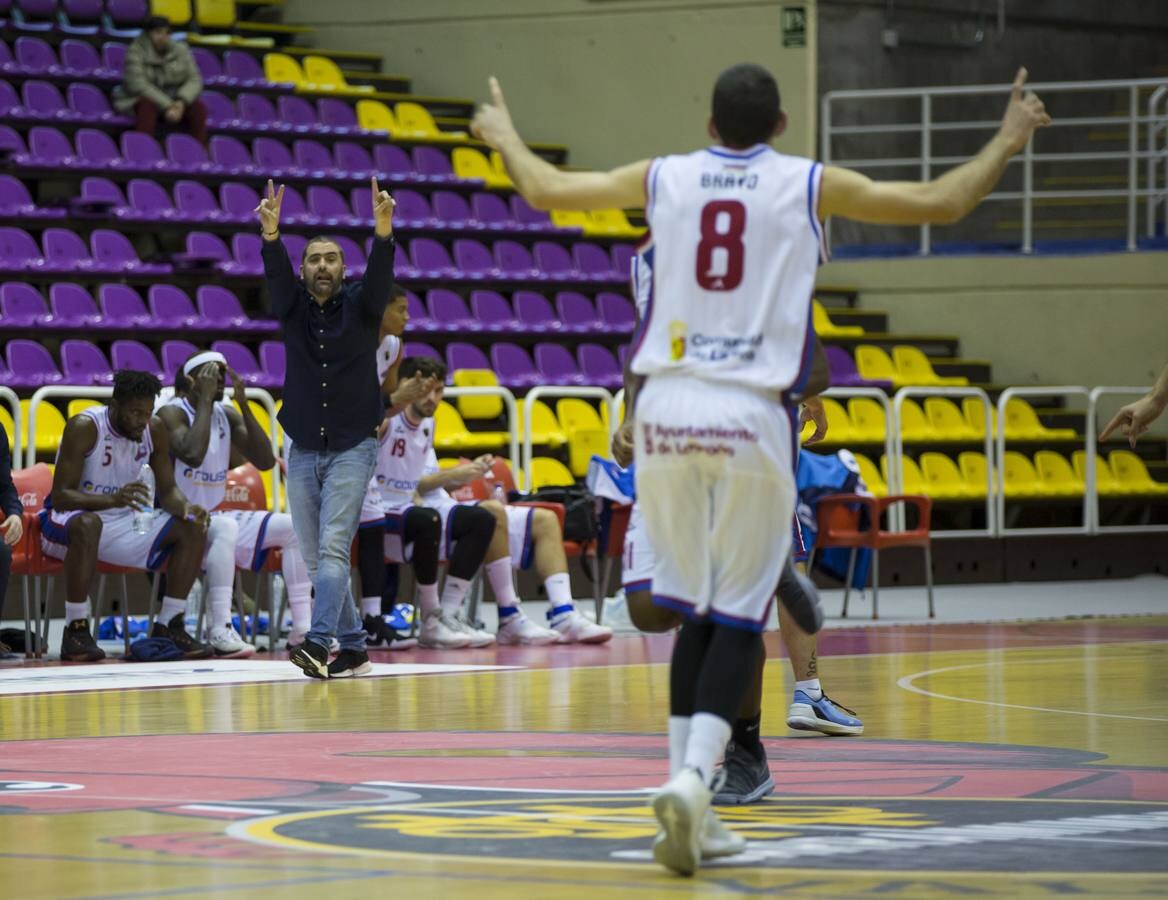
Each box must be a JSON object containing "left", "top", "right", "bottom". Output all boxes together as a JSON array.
[
  {"left": 529, "top": 456, "right": 575, "bottom": 490},
  {"left": 1002, "top": 451, "right": 1049, "bottom": 499},
  {"left": 881, "top": 454, "right": 928, "bottom": 494},
  {"left": 67, "top": 398, "right": 103, "bottom": 419},
  {"left": 263, "top": 52, "right": 306, "bottom": 87},
  {"left": 1004, "top": 397, "right": 1077, "bottom": 440},
  {"left": 920, "top": 452, "right": 978, "bottom": 500},
  {"left": 852, "top": 452, "right": 887, "bottom": 497},
  {"left": 489, "top": 151, "right": 514, "bottom": 189},
  {"left": 451, "top": 369, "right": 504, "bottom": 420},
  {"left": 0, "top": 404, "right": 14, "bottom": 452},
  {"left": 437, "top": 456, "right": 461, "bottom": 470},
  {"left": 356, "top": 99, "right": 398, "bottom": 134},
  {"left": 588, "top": 209, "right": 646, "bottom": 239},
  {"left": 452, "top": 147, "right": 508, "bottom": 188},
  {"left": 434, "top": 401, "right": 506, "bottom": 452},
  {"left": 150, "top": 0, "right": 191, "bottom": 26},
  {"left": 303, "top": 55, "right": 374, "bottom": 94},
  {"left": 1109, "top": 450, "right": 1168, "bottom": 496},
  {"left": 550, "top": 209, "right": 590, "bottom": 231},
  {"left": 598, "top": 396, "right": 625, "bottom": 435},
  {"left": 924, "top": 397, "right": 980, "bottom": 441},
  {"left": 963, "top": 397, "right": 999, "bottom": 438},
  {"left": 22, "top": 399, "right": 66, "bottom": 456},
  {"left": 394, "top": 101, "right": 465, "bottom": 141},
  {"left": 812, "top": 299, "right": 863, "bottom": 337},
  {"left": 194, "top": 0, "right": 233, "bottom": 28},
  {"left": 898, "top": 398, "right": 934, "bottom": 442},
  {"left": 516, "top": 399, "right": 566, "bottom": 448},
  {"left": 801, "top": 397, "right": 851, "bottom": 445},
  {"left": 958, "top": 451, "right": 993, "bottom": 498},
  {"left": 892, "top": 345, "right": 969, "bottom": 387},
  {"left": 854, "top": 344, "right": 903, "bottom": 388},
  {"left": 1034, "top": 451, "right": 1083, "bottom": 498},
  {"left": 1072, "top": 451, "right": 1123, "bottom": 498},
  {"left": 556, "top": 399, "right": 609, "bottom": 476},
  {"left": 847, "top": 397, "right": 887, "bottom": 442}
]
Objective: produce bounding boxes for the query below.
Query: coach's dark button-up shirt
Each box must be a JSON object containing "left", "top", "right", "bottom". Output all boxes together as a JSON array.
[{"left": 262, "top": 235, "right": 394, "bottom": 452}]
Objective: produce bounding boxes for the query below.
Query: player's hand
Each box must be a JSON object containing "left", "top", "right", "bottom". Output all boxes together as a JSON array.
[
  {"left": 393, "top": 373, "right": 439, "bottom": 407},
  {"left": 1, "top": 513, "right": 22, "bottom": 546},
  {"left": 225, "top": 365, "right": 248, "bottom": 406},
  {"left": 371, "top": 176, "right": 395, "bottom": 237},
  {"left": 800, "top": 397, "right": 828, "bottom": 445},
  {"left": 193, "top": 363, "right": 220, "bottom": 404},
  {"left": 471, "top": 454, "right": 495, "bottom": 474},
  {"left": 184, "top": 504, "right": 210, "bottom": 531},
  {"left": 999, "top": 68, "right": 1051, "bottom": 153},
  {"left": 1099, "top": 394, "right": 1167, "bottom": 448},
  {"left": 113, "top": 481, "right": 152, "bottom": 510},
  {"left": 611, "top": 420, "right": 634, "bottom": 467},
  {"left": 470, "top": 76, "right": 517, "bottom": 150},
  {"left": 255, "top": 179, "right": 285, "bottom": 238}
]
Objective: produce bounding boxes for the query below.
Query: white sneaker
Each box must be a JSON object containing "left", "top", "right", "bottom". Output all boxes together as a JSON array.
[
  {"left": 650, "top": 767, "right": 710, "bottom": 876},
  {"left": 496, "top": 613, "right": 560, "bottom": 646},
  {"left": 452, "top": 613, "right": 495, "bottom": 648},
  {"left": 209, "top": 625, "right": 256, "bottom": 658},
  {"left": 699, "top": 809, "right": 746, "bottom": 859},
  {"left": 418, "top": 610, "right": 473, "bottom": 649},
  {"left": 550, "top": 608, "right": 613, "bottom": 644}
]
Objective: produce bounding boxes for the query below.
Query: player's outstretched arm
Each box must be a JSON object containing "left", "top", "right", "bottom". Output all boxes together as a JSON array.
[
  {"left": 820, "top": 67, "right": 1051, "bottom": 226},
  {"left": 1100, "top": 363, "right": 1168, "bottom": 447},
  {"left": 471, "top": 77, "right": 649, "bottom": 211}
]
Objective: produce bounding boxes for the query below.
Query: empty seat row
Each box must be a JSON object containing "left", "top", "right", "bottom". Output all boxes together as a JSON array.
[
  {"left": 855, "top": 344, "right": 969, "bottom": 389},
  {"left": 442, "top": 341, "right": 622, "bottom": 392},
  {"left": 0, "top": 225, "right": 164, "bottom": 274},
  {"left": 404, "top": 288, "right": 633, "bottom": 335},
  {"left": 3, "top": 0, "right": 149, "bottom": 38},
  {"left": 0, "top": 78, "right": 132, "bottom": 126}
]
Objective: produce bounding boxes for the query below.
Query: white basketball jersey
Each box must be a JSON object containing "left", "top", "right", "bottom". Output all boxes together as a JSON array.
[
  {"left": 376, "top": 334, "right": 403, "bottom": 385},
  {"left": 371, "top": 412, "right": 434, "bottom": 506},
  {"left": 166, "top": 397, "right": 232, "bottom": 510},
  {"left": 67, "top": 407, "right": 154, "bottom": 520},
  {"left": 629, "top": 145, "right": 826, "bottom": 392}
]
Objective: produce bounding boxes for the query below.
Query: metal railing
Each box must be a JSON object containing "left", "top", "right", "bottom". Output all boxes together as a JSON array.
[
  {"left": 521, "top": 386, "right": 614, "bottom": 490},
  {"left": 0, "top": 386, "right": 20, "bottom": 466},
  {"left": 1089, "top": 387, "right": 1168, "bottom": 535},
  {"left": 442, "top": 385, "right": 520, "bottom": 479},
  {"left": 821, "top": 77, "right": 1168, "bottom": 254}
]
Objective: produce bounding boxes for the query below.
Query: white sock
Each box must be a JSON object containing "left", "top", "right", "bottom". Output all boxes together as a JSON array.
[
  {"left": 360, "top": 596, "right": 381, "bottom": 618},
  {"left": 668, "top": 716, "right": 691, "bottom": 779},
  {"left": 684, "top": 712, "right": 732, "bottom": 786},
  {"left": 417, "top": 582, "right": 439, "bottom": 615},
  {"left": 440, "top": 576, "right": 472, "bottom": 616},
  {"left": 65, "top": 600, "right": 90, "bottom": 623},
  {"left": 287, "top": 586, "right": 311, "bottom": 634},
  {"left": 486, "top": 558, "right": 520, "bottom": 614},
  {"left": 544, "top": 572, "right": 573, "bottom": 609},
  {"left": 208, "top": 587, "right": 233, "bottom": 630},
  {"left": 157, "top": 595, "right": 186, "bottom": 625},
  {"left": 795, "top": 678, "right": 823, "bottom": 700}
]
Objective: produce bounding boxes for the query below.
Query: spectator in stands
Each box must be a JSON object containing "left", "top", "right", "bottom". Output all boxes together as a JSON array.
[
  {"left": 113, "top": 16, "right": 208, "bottom": 146},
  {"left": 0, "top": 421, "right": 23, "bottom": 657},
  {"left": 1101, "top": 362, "right": 1168, "bottom": 447}
]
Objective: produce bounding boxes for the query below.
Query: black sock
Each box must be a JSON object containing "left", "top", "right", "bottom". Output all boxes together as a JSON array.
[{"left": 732, "top": 711, "right": 764, "bottom": 758}]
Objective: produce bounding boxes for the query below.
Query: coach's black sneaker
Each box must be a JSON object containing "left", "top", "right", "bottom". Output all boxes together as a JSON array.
[
  {"left": 776, "top": 557, "right": 824, "bottom": 635},
  {"left": 363, "top": 613, "right": 418, "bottom": 651},
  {"left": 290, "top": 639, "right": 330, "bottom": 679},
  {"left": 60, "top": 618, "right": 106, "bottom": 662},
  {"left": 712, "top": 741, "right": 775, "bottom": 805},
  {"left": 327, "top": 648, "right": 373, "bottom": 678},
  {"left": 151, "top": 614, "right": 213, "bottom": 660}
]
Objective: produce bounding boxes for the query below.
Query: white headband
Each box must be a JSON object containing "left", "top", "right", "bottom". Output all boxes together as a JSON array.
[{"left": 183, "top": 351, "right": 227, "bottom": 377}]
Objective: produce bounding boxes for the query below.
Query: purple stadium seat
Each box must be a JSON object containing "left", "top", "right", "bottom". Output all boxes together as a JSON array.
[
  {"left": 597, "top": 292, "right": 635, "bottom": 332},
  {"left": 412, "top": 146, "right": 454, "bottom": 182},
  {"left": 294, "top": 138, "right": 340, "bottom": 177},
  {"left": 610, "top": 243, "right": 635, "bottom": 280},
  {"left": 276, "top": 94, "right": 319, "bottom": 132},
  {"left": 100, "top": 42, "right": 128, "bottom": 73},
  {"left": 446, "top": 341, "right": 490, "bottom": 374},
  {"left": 120, "top": 130, "right": 172, "bottom": 171},
  {"left": 0, "top": 79, "right": 20, "bottom": 115},
  {"left": 373, "top": 144, "right": 415, "bottom": 179},
  {"left": 197, "top": 284, "right": 275, "bottom": 333},
  {"left": 335, "top": 142, "right": 374, "bottom": 178},
  {"left": 91, "top": 228, "right": 169, "bottom": 274},
  {"left": 110, "top": 339, "right": 164, "bottom": 379},
  {"left": 252, "top": 136, "right": 300, "bottom": 178},
  {"left": 307, "top": 185, "right": 361, "bottom": 226},
  {"left": 510, "top": 195, "right": 554, "bottom": 231},
  {"left": 333, "top": 236, "right": 366, "bottom": 277},
  {"left": 617, "top": 344, "right": 629, "bottom": 370},
  {"left": 826, "top": 345, "right": 893, "bottom": 390},
  {"left": 200, "top": 90, "right": 238, "bottom": 128},
  {"left": 223, "top": 51, "right": 265, "bottom": 87},
  {"left": 209, "top": 135, "right": 257, "bottom": 176},
  {"left": 0, "top": 226, "right": 42, "bottom": 269},
  {"left": 79, "top": 175, "right": 126, "bottom": 210},
  {"left": 469, "top": 290, "right": 519, "bottom": 333},
  {"left": 61, "top": 339, "right": 113, "bottom": 385},
  {"left": 228, "top": 233, "right": 263, "bottom": 276},
  {"left": 14, "top": 36, "right": 57, "bottom": 73},
  {"left": 410, "top": 238, "right": 459, "bottom": 279},
  {"left": 489, "top": 342, "right": 541, "bottom": 390},
  {"left": 317, "top": 97, "right": 359, "bottom": 132},
  {"left": 98, "top": 283, "right": 151, "bottom": 327},
  {"left": 42, "top": 227, "right": 92, "bottom": 272},
  {"left": 77, "top": 127, "right": 125, "bottom": 169},
  {"left": 404, "top": 342, "right": 442, "bottom": 363},
  {"left": 161, "top": 339, "right": 197, "bottom": 380},
  {"left": 494, "top": 240, "right": 540, "bottom": 279},
  {"left": 0, "top": 125, "right": 30, "bottom": 160},
  {"left": 554, "top": 292, "right": 601, "bottom": 333},
  {"left": 237, "top": 93, "right": 280, "bottom": 132},
  {"left": 104, "top": 0, "right": 148, "bottom": 34},
  {"left": 211, "top": 340, "right": 272, "bottom": 387},
  {"left": 149, "top": 284, "right": 205, "bottom": 328},
  {"left": 426, "top": 289, "right": 474, "bottom": 332},
  {"left": 60, "top": 0, "right": 103, "bottom": 34},
  {"left": 433, "top": 190, "right": 472, "bottom": 228},
  {"left": 68, "top": 83, "right": 129, "bottom": 124},
  {"left": 452, "top": 238, "right": 496, "bottom": 279},
  {"left": 577, "top": 343, "right": 623, "bottom": 390},
  {"left": 219, "top": 181, "right": 260, "bottom": 224},
  {"left": 126, "top": 178, "right": 176, "bottom": 221},
  {"left": 175, "top": 179, "right": 226, "bottom": 222},
  {"left": 271, "top": 184, "right": 310, "bottom": 225},
  {"left": 6, "top": 339, "right": 64, "bottom": 388},
  {"left": 513, "top": 291, "right": 557, "bottom": 333},
  {"left": 535, "top": 343, "right": 587, "bottom": 387},
  {"left": 282, "top": 233, "right": 307, "bottom": 264},
  {"left": 259, "top": 341, "right": 285, "bottom": 383},
  {"left": 21, "top": 80, "right": 68, "bottom": 121},
  {"left": 166, "top": 133, "right": 218, "bottom": 174},
  {"left": 385, "top": 188, "right": 433, "bottom": 228},
  {"left": 49, "top": 283, "right": 102, "bottom": 328},
  {"left": 0, "top": 172, "right": 63, "bottom": 219},
  {"left": 572, "top": 241, "right": 616, "bottom": 282},
  {"left": 190, "top": 47, "right": 223, "bottom": 84},
  {"left": 0, "top": 282, "right": 50, "bottom": 327},
  {"left": 404, "top": 290, "right": 433, "bottom": 331},
  {"left": 0, "top": 42, "right": 11, "bottom": 74},
  {"left": 534, "top": 241, "right": 580, "bottom": 280},
  {"left": 13, "top": 0, "right": 57, "bottom": 32},
  {"left": 59, "top": 39, "right": 106, "bottom": 76},
  {"left": 470, "top": 192, "right": 513, "bottom": 229}
]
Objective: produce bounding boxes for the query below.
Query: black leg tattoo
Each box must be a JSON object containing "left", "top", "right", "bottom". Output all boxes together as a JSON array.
[{"left": 805, "top": 650, "right": 818, "bottom": 680}]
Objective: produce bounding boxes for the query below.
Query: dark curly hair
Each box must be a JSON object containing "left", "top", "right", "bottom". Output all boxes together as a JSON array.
[{"left": 112, "top": 369, "right": 162, "bottom": 403}]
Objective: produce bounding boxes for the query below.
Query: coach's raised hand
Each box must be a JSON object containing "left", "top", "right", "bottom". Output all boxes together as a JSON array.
[
  {"left": 372, "top": 176, "right": 395, "bottom": 238},
  {"left": 256, "top": 179, "right": 285, "bottom": 241},
  {"left": 470, "top": 77, "right": 516, "bottom": 150},
  {"left": 999, "top": 68, "right": 1052, "bottom": 153}
]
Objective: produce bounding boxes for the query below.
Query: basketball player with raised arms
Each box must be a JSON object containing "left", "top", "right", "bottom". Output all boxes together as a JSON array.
[{"left": 472, "top": 65, "right": 1049, "bottom": 875}]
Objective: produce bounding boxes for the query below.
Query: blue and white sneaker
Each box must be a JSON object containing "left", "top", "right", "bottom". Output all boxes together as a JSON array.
[{"left": 787, "top": 691, "right": 864, "bottom": 736}]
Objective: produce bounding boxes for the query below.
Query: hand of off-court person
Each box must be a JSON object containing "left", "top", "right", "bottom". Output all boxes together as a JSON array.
[
  {"left": 1099, "top": 394, "right": 1167, "bottom": 448},
  {"left": 113, "top": 481, "right": 152, "bottom": 510},
  {"left": 394, "top": 373, "right": 439, "bottom": 407},
  {"left": 1, "top": 513, "right": 23, "bottom": 546},
  {"left": 800, "top": 397, "right": 829, "bottom": 445},
  {"left": 998, "top": 68, "right": 1052, "bottom": 153},
  {"left": 255, "top": 179, "right": 284, "bottom": 238},
  {"left": 371, "top": 176, "right": 395, "bottom": 237},
  {"left": 470, "top": 77, "right": 515, "bottom": 150},
  {"left": 611, "top": 420, "right": 635, "bottom": 468}
]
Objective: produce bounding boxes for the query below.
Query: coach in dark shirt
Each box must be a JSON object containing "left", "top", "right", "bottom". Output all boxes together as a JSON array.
[
  {"left": 1, "top": 423, "right": 24, "bottom": 657},
  {"left": 258, "top": 176, "right": 398, "bottom": 678}
]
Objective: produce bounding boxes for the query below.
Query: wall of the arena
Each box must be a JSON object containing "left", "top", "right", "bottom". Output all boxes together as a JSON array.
[{"left": 278, "top": 0, "right": 819, "bottom": 168}]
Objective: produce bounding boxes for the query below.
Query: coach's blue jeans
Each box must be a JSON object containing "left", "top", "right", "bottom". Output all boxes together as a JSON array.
[{"left": 286, "top": 437, "right": 377, "bottom": 652}]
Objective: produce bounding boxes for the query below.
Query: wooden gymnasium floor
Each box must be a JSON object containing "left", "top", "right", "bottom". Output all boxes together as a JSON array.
[{"left": 1, "top": 612, "right": 1166, "bottom": 898}]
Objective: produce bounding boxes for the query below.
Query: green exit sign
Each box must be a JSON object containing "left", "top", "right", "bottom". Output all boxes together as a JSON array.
[{"left": 783, "top": 6, "right": 807, "bottom": 48}]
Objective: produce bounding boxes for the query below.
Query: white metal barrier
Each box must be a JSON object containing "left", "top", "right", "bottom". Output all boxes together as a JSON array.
[
  {"left": 521, "top": 386, "right": 614, "bottom": 490},
  {"left": 1089, "top": 386, "right": 1168, "bottom": 535},
  {"left": 892, "top": 387, "right": 996, "bottom": 538},
  {"left": 1148, "top": 85, "right": 1168, "bottom": 239},
  {"left": 442, "top": 384, "right": 520, "bottom": 479},
  {"left": 0, "top": 386, "right": 20, "bottom": 465}
]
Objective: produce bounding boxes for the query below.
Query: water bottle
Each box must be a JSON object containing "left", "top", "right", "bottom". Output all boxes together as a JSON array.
[
  {"left": 493, "top": 479, "right": 506, "bottom": 504},
  {"left": 131, "top": 462, "right": 155, "bottom": 535}
]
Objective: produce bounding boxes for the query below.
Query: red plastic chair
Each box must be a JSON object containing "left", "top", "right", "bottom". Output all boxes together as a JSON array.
[
  {"left": 11, "top": 463, "right": 60, "bottom": 658},
  {"left": 807, "top": 493, "right": 934, "bottom": 620}
]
